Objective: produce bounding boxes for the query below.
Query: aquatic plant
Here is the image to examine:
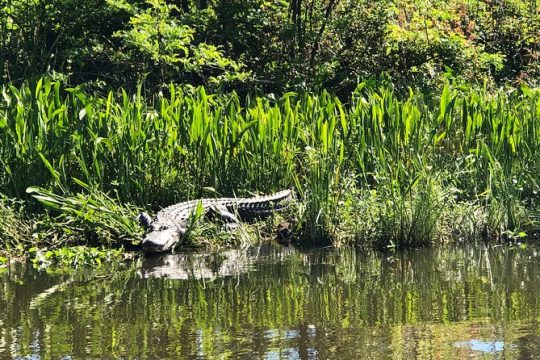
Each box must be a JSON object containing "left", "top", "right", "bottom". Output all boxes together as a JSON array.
[{"left": 0, "top": 78, "right": 539, "bottom": 249}]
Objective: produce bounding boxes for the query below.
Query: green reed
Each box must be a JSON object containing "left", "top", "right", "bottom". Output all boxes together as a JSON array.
[{"left": 0, "top": 78, "right": 539, "bottom": 248}]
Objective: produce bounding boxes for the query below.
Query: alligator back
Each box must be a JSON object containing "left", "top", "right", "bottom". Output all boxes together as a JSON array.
[
  {"left": 233, "top": 189, "right": 292, "bottom": 218},
  {"left": 158, "top": 189, "right": 293, "bottom": 221}
]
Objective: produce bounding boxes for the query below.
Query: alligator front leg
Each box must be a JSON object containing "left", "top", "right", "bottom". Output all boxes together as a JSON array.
[{"left": 207, "top": 205, "right": 240, "bottom": 225}]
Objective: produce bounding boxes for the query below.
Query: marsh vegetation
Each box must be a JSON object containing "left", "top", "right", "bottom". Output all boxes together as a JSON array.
[
  {"left": 2, "top": 1, "right": 540, "bottom": 358},
  {"left": 0, "top": 79, "right": 539, "bottom": 257},
  {"left": 1, "top": 0, "right": 540, "bottom": 258}
]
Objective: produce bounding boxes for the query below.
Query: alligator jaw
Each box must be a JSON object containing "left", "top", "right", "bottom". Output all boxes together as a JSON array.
[{"left": 141, "top": 228, "right": 180, "bottom": 253}]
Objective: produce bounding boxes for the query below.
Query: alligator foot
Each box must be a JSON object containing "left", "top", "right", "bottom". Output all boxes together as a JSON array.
[
  {"left": 207, "top": 205, "right": 240, "bottom": 224},
  {"left": 277, "top": 220, "right": 294, "bottom": 245}
]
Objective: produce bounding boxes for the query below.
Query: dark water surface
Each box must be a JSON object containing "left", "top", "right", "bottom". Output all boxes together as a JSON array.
[{"left": 2, "top": 244, "right": 540, "bottom": 359}]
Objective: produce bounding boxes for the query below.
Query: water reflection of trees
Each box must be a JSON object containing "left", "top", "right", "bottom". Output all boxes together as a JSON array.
[{"left": 1, "top": 244, "right": 540, "bottom": 358}]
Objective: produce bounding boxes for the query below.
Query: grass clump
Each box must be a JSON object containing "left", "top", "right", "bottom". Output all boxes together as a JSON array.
[
  {"left": 0, "top": 195, "right": 33, "bottom": 253},
  {"left": 26, "top": 185, "right": 143, "bottom": 247},
  {"left": 0, "top": 188, "right": 137, "bottom": 266}
]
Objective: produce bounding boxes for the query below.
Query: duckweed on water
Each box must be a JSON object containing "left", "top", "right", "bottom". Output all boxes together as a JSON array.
[{"left": 27, "top": 246, "right": 126, "bottom": 268}]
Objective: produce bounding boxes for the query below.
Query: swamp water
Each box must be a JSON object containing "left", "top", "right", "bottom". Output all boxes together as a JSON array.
[{"left": 1, "top": 244, "right": 540, "bottom": 359}]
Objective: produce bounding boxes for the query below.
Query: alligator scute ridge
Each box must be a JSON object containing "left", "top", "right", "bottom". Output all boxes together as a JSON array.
[{"left": 138, "top": 189, "right": 293, "bottom": 253}]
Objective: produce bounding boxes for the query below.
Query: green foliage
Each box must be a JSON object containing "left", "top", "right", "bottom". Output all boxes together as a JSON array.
[
  {"left": 1, "top": 0, "right": 131, "bottom": 85},
  {"left": 118, "top": 0, "right": 194, "bottom": 64},
  {"left": 112, "top": 0, "right": 247, "bottom": 87},
  {"left": 26, "top": 184, "right": 143, "bottom": 246},
  {"left": 1, "top": 79, "right": 540, "bottom": 249},
  {"left": 2, "top": 0, "right": 538, "bottom": 93}
]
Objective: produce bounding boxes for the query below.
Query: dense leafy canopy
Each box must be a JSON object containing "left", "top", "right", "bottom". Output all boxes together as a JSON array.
[{"left": 1, "top": 0, "right": 539, "bottom": 94}]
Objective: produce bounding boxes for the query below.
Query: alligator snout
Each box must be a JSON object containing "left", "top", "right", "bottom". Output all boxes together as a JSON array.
[
  {"left": 138, "top": 213, "right": 182, "bottom": 252},
  {"left": 141, "top": 227, "right": 180, "bottom": 253}
]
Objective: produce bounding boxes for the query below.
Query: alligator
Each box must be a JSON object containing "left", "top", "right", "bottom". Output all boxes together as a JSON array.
[{"left": 138, "top": 189, "right": 292, "bottom": 253}]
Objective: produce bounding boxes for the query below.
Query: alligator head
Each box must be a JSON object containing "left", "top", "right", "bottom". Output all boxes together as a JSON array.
[{"left": 138, "top": 212, "right": 186, "bottom": 253}]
